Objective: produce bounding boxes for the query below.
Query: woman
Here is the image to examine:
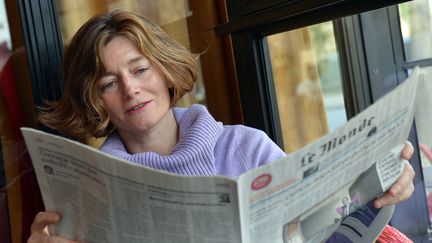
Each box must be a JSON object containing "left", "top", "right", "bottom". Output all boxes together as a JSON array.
[{"left": 28, "top": 10, "right": 415, "bottom": 243}]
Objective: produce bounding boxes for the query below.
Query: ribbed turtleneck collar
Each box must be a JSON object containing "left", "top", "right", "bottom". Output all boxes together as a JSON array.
[{"left": 100, "top": 104, "right": 223, "bottom": 175}]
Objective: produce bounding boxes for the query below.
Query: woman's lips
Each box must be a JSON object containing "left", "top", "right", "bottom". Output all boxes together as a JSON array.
[{"left": 126, "top": 101, "right": 151, "bottom": 114}]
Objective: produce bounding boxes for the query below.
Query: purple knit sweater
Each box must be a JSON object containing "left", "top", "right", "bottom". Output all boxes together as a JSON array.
[{"left": 100, "top": 104, "right": 286, "bottom": 177}]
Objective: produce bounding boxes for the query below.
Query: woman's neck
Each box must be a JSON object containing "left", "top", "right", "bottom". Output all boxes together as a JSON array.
[{"left": 118, "top": 109, "right": 178, "bottom": 155}]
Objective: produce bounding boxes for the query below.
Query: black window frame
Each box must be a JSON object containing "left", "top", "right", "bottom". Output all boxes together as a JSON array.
[
  {"left": 216, "top": 0, "right": 411, "bottom": 143},
  {"left": 18, "top": 0, "right": 64, "bottom": 107}
]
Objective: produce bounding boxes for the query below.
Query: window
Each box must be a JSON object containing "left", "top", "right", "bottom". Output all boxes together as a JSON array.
[
  {"left": 1, "top": 0, "right": 42, "bottom": 242},
  {"left": 399, "top": 0, "right": 432, "bottom": 228},
  {"left": 267, "top": 22, "right": 346, "bottom": 152},
  {"left": 399, "top": 1, "right": 432, "bottom": 61}
]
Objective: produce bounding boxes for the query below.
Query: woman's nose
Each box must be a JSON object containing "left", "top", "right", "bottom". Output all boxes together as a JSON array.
[{"left": 122, "top": 75, "right": 139, "bottom": 99}]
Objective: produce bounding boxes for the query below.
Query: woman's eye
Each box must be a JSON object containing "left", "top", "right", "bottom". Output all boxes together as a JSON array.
[
  {"left": 100, "top": 80, "right": 117, "bottom": 92},
  {"left": 135, "top": 67, "right": 148, "bottom": 75}
]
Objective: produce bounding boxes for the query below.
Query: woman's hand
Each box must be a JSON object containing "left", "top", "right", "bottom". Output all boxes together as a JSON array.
[
  {"left": 373, "top": 141, "right": 415, "bottom": 208},
  {"left": 27, "top": 211, "right": 78, "bottom": 243}
]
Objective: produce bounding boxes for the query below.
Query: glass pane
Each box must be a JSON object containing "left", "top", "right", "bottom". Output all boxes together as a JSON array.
[
  {"left": 414, "top": 66, "right": 432, "bottom": 223},
  {"left": 400, "top": 0, "right": 432, "bottom": 225},
  {"left": 55, "top": 0, "right": 205, "bottom": 108},
  {"left": 1, "top": 0, "right": 40, "bottom": 242},
  {"left": 399, "top": 0, "right": 432, "bottom": 61},
  {"left": 267, "top": 22, "right": 346, "bottom": 153},
  {"left": 0, "top": 1, "right": 11, "bottom": 50}
]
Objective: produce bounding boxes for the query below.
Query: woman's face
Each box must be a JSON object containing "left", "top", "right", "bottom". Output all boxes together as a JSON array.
[{"left": 98, "top": 36, "right": 171, "bottom": 136}]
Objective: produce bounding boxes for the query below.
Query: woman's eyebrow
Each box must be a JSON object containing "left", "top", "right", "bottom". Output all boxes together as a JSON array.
[
  {"left": 127, "top": 56, "right": 147, "bottom": 65},
  {"left": 101, "top": 72, "right": 116, "bottom": 78}
]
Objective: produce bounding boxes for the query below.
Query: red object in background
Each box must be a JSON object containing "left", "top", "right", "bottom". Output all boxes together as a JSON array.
[
  {"left": 0, "top": 44, "right": 25, "bottom": 141},
  {"left": 0, "top": 43, "right": 44, "bottom": 242},
  {"left": 376, "top": 225, "right": 413, "bottom": 243},
  {"left": 419, "top": 143, "right": 432, "bottom": 162},
  {"left": 428, "top": 193, "right": 432, "bottom": 219}
]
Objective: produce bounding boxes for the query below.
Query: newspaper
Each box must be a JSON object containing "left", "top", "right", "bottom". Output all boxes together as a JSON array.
[{"left": 21, "top": 67, "right": 427, "bottom": 243}]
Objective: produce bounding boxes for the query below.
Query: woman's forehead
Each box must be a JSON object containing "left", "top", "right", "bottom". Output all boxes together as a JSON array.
[{"left": 100, "top": 37, "right": 150, "bottom": 64}]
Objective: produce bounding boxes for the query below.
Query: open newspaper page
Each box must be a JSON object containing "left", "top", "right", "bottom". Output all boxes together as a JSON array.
[
  {"left": 236, "top": 68, "right": 423, "bottom": 243},
  {"left": 21, "top": 128, "right": 242, "bottom": 243},
  {"left": 22, "top": 67, "right": 427, "bottom": 243}
]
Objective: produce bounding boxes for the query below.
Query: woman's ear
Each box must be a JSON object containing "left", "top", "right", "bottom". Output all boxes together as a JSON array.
[
  {"left": 166, "top": 79, "right": 174, "bottom": 89},
  {"left": 98, "top": 96, "right": 106, "bottom": 108}
]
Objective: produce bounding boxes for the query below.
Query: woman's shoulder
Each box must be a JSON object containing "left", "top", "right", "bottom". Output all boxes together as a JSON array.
[
  {"left": 219, "top": 124, "right": 285, "bottom": 158},
  {"left": 221, "top": 124, "right": 269, "bottom": 141},
  {"left": 215, "top": 124, "right": 286, "bottom": 173}
]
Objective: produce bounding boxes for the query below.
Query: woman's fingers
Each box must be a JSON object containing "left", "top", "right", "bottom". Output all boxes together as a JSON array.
[
  {"left": 28, "top": 234, "right": 78, "bottom": 243},
  {"left": 30, "top": 212, "right": 61, "bottom": 233},
  {"left": 401, "top": 141, "right": 414, "bottom": 160},
  {"left": 374, "top": 160, "right": 415, "bottom": 208},
  {"left": 28, "top": 212, "right": 80, "bottom": 243}
]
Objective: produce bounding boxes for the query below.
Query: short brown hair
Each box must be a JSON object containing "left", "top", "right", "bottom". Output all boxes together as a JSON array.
[{"left": 39, "top": 10, "right": 197, "bottom": 139}]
